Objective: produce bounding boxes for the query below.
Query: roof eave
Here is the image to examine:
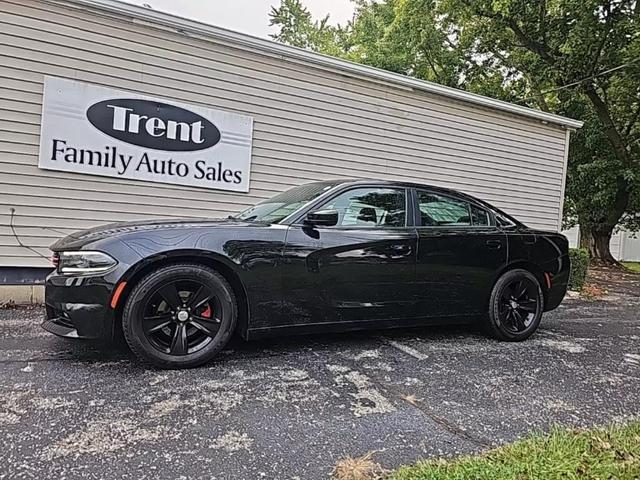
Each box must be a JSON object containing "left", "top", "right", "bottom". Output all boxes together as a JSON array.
[{"left": 52, "top": 0, "right": 584, "bottom": 130}]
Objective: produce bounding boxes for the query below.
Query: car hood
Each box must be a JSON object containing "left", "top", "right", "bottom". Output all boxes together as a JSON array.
[{"left": 50, "top": 217, "right": 254, "bottom": 251}]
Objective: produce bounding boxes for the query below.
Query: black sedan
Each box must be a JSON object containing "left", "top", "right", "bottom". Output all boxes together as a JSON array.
[{"left": 44, "top": 180, "right": 570, "bottom": 369}]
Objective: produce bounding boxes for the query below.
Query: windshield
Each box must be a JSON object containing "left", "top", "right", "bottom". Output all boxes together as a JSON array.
[{"left": 234, "top": 181, "right": 340, "bottom": 224}]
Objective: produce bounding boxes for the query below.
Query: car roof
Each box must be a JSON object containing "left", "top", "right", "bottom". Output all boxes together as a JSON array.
[
  {"left": 323, "top": 178, "right": 523, "bottom": 226},
  {"left": 329, "top": 178, "right": 475, "bottom": 199}
]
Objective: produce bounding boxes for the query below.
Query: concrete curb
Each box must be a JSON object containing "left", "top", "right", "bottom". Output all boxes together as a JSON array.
[{"left": 0, "top": 285, "right": 45, "bottom": 305}]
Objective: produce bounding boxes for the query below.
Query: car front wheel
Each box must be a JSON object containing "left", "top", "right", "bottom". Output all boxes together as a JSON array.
[
  {"left": 485, "top": 269, "right": 544, "bottom": 341},
  {"left": 122, "top": 263, "right": 237, "bottom": 369}
]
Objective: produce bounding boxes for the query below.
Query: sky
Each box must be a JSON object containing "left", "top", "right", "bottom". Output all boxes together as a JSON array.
[{"left": 120, "top": 0, "right": 355, "bottom": 39}]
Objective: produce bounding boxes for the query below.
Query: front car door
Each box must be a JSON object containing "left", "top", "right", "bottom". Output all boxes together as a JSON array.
[
  {"left": 280, "top": 185, "right": 418, "bottom": 330},
  {"left": 413, "top": 188, "right": 508, "bottom": 318}
]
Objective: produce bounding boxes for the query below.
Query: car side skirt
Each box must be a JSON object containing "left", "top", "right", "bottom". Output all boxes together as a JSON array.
[{"left": 244, "top": 314, "right": 481, "bottom": 340}]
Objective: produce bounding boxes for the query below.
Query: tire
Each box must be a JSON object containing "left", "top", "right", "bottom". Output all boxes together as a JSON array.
[
  {"left": 484, "top": 269, "right": 544, "bottom": 341},
  {"left": 122, "top": 263, "right": 237, "bottom": 369}
]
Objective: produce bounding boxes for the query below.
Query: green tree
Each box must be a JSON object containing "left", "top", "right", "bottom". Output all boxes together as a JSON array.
[
  {"left": 443, "top": 0, "right": 640, "bottom": 262},
  {"left": 268, "top": 0, "right": 346, "bottom": 56},
  {"left": 270, "top": 0, "right": 640, "bottom": 262},
  {"left": 270, "top": 0, "right": 465, "bottom": 85}
]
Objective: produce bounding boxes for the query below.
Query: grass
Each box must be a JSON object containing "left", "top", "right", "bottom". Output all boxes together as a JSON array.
[
  {"left": 389, "top": 422, "right": 640, "bottom": 480},
  {"left": 622, "top": 262, "right": 640, "bottom": 273}
]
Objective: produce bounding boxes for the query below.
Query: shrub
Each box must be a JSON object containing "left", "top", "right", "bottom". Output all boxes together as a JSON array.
[{"left": 568, "top": 248, "right": 590, "bottom": 291}]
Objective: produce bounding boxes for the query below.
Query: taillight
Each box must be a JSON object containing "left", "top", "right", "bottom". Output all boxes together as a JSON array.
[{"left": 51, "top": 252, "right": 60, "bottom": 269}]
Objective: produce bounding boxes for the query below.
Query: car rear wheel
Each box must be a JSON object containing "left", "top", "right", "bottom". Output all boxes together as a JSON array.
[
  {"left": 122, "top": 263, "right": 237, "bottom": 369},
  {"left": 484, "top": 269, "right": 543, "bottom": 341}
]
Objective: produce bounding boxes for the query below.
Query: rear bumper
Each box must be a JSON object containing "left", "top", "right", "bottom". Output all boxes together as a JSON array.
[
  {"left": 545, "top": 282, "right": 568, "bottom": 311},
  {"left": 43, "top": 272, "right": 115, "bottom": 340},
  {"left": 543, "top": 253, "right": 570, "bottom": 311}
]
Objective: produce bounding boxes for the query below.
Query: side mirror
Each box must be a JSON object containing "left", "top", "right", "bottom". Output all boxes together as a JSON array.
[{"left": 305, "top": 209, "right": 339, "bottom": 227}]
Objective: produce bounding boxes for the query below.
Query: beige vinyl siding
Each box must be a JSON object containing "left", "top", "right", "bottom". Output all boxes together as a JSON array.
[{"left": 1, "top": 0, "right": 570, "bottom": 268}]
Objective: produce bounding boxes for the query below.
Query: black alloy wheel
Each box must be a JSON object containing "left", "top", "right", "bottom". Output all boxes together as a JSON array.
[
  {"left": 142, "top": 279, "right": 221, "bottom": 356},
  {"left": 122, "top": 264, "right": 237, "bottom": 369},
  {"left": 485, "top": 269, "right": 543, "bottom": 341},
  {"left": 497, "top": 277, "right": 539, "bottom": 333}
]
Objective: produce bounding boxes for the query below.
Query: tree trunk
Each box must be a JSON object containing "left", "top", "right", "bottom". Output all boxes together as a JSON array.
[
  {"left": 579, "top": 228, "right": 593, "bottom": 250},
  {"left": 582, "top": 228, "right": 618, "bottom": 264},
  {"left": 589, "top": 228, "right": 618, "bottom": 264}
]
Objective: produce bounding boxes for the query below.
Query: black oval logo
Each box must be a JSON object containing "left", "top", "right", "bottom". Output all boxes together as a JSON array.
[{"left": 86, "top": 99, "right": 221, "bottom": 151}]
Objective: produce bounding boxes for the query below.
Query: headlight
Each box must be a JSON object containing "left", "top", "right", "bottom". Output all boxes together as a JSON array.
[{"left": 57, "top": 251, "right": 117, "bottom": 275}]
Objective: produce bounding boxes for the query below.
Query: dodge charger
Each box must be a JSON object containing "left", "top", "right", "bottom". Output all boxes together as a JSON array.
[{"left": 44, "top": 180, "right": 570, "bottom": 369}]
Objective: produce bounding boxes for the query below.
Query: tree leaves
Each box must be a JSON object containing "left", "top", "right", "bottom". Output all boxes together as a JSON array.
[{"left": 269, "top": 0, "right": 640, "bottom": 258}]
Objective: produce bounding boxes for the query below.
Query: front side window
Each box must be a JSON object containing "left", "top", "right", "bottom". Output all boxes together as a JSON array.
[
  {"left": 496, "top": 213, "right": 516, "bottom": 228},
  {"left": 417, "top": 191, "right": 471, "bottom": 227},
  {"left": 321, "top": 187, "right": 406, "bottom": 227}
]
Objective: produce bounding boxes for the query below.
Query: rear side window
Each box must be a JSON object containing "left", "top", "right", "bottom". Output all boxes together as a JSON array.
[
  {"left": 417, "top": 191, "right": 471, "bottom": 226},
  {"left": 470, "top": 204, "right": 491, "bottom": 226}
]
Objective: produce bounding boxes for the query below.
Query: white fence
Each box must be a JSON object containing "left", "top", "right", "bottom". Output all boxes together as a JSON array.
[{"left": 563, "top": 226, "right": 640, "bottom": 262}]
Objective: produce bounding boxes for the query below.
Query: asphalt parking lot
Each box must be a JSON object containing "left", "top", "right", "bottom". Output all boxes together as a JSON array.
[{"left": 1, "top": 273, "right": 639, "bottom": 479}]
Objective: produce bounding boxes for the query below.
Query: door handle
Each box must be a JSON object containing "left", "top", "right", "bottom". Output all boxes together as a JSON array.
[
  {"left": 486, "top": 240, "right": 502, "bottom": 249},
  {"left": 389, "top": 245, "right": 412, "bottom": 256}
]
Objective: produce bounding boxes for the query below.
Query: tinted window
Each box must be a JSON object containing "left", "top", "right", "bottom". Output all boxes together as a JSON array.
[
  {"left": 470, "top": 204, "right": 491, "bottom": 226},
  {"left": 496, "top": 214, "right": 516, "bottom": 228},
  {"left": 417, "top": 191, "right": 470, "bottom": 226},
  {"left": 322, "top": 187, "right": 406, "bottom": 227},
  {"left": 235, "top": 181, "right": 339, "bottom": 223}
]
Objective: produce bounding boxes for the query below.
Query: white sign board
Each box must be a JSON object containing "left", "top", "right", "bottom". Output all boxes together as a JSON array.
[{"left": 38, "top": 77, "right": 254, "bottom": 192}]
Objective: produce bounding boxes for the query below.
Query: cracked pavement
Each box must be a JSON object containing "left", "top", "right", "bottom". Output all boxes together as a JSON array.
[{"left": 1, "top": 279, "right": 639, "bottom": 479}]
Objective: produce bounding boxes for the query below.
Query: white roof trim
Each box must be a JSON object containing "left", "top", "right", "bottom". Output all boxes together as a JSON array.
[{"left": 52, "top": 0, "right": 583, "bottom": 129}]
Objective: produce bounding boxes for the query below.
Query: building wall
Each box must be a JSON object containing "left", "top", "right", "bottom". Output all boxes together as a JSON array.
[{"left": 1, "top": 0, "right": 570, "bottom": 268}]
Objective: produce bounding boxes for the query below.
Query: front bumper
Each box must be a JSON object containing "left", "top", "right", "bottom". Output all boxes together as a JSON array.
[{"left": 43, "top": 272, "right": 116, "bottom": 340}]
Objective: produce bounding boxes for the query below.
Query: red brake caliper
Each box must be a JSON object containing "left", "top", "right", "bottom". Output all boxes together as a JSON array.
[{"left": 201, "top": 304, "right": 212, "bottom": 318}]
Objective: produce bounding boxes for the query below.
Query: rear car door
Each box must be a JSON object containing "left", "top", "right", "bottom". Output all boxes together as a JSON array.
[
  {"left": 280, "top": 185, "right": 418, "bottom": 328},
  {"left": 413, "top": 189, "right": 507, "bottom": 318}
]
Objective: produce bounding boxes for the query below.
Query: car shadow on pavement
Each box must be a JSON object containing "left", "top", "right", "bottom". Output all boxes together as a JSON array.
[{"left": 47, "top": 322, "right": 483, "bottom": 369}]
